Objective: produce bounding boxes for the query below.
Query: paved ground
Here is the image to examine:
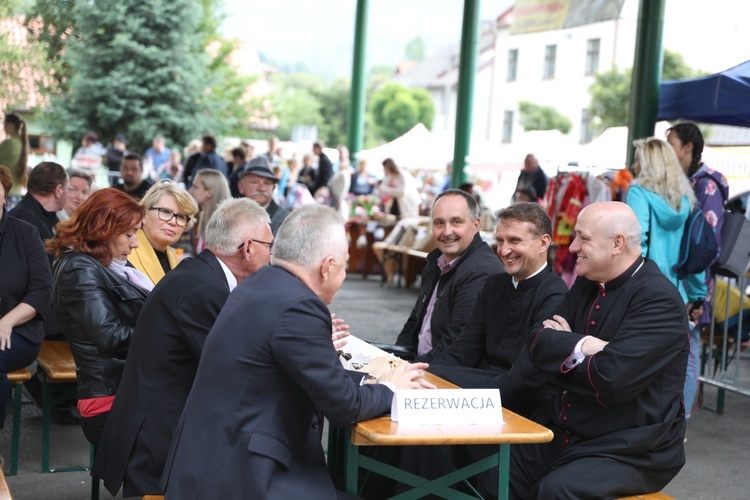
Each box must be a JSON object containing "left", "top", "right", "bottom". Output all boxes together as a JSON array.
[{"left": 3, "top": 276, "right": 748, "bottom": 499}]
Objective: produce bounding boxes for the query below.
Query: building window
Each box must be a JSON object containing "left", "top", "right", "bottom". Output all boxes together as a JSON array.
[
  {"left": 543, "top": 44, "right": 556, "bottom": 80},
  {"left": 507, "top": 49, "right": 518, "bottom": 82},
  {"left": 580, "top": 109, "right": 593, "bottom": 144},
  {"left": 585, "top": 38, "right": 600, "bottom": 75},
  {"left": 28, "top": 135, "right": 56, "bottom": 155},
  {"left": 502, "top": 110, "right": 513, "bottom": 143}
]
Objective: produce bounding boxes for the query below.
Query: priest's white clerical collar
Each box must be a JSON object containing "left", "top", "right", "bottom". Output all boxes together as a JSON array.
[{"left": 512, "top": 262, "right": 547, "bottom": 289}]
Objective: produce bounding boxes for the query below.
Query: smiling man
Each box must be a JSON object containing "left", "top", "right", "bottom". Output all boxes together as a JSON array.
[
  {"left": 394, "top": 189, "right": 504, "bottom": 362},
  {"left": 429, "top": 202, "right": 567, "bottom": 414},
  {"left": 509, "top": 201, "right": 688, "bottom": 499}
]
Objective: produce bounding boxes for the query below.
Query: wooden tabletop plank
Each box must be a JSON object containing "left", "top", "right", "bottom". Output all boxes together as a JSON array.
[
  {"left": 36, "top": 341, "right": 77, "bottom": 382},
  {"left": 351, "top": 371, "right": 554, "bottom": 446}
]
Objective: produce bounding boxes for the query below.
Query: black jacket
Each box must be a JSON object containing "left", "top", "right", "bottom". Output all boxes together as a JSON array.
[
  {"left": 94, "top": 251, "right": 231, "bottom": 497},
  {"left": 52, "top": 252, "right": 149, "bottom": 399},
  {"left": 396, "top": 233, "right": 504, "bottom": 362},
  {"left": 0, "top": 212, "right": 52, "bottom": 344}
]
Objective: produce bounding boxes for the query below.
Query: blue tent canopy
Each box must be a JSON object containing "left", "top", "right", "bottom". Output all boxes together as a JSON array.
[{"left": 657, "top": 60, "right": 750, "bottom": 127}]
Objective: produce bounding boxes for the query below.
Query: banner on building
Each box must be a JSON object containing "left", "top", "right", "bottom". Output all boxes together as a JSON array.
[{"left": 511, "top": 0, "right": 625, "bottom": 34}]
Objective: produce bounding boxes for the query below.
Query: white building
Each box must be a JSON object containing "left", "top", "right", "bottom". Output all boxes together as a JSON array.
[
  {"left": 393, "top": 0, "right": 643, "bottom": 155},
  {"left": 489, "top": 1, "right": 639, "bottom": 146}
]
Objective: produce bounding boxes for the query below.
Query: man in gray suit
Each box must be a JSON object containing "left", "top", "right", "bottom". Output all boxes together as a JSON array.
[{"left": 161, "top": 205, "right": 433, "bottom": 499}]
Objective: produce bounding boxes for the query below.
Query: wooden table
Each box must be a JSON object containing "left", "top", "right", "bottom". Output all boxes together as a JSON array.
[
  {"left": 347, "top": 218, "right": 395, "bottom": 277},
  {"left": 343, "top": 373, "right": 553, "bottom": 499}
]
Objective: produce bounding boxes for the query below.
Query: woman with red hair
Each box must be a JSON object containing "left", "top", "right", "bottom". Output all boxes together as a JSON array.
[{"left": 47, "top": 188, "right": 151, "bottom": 448}]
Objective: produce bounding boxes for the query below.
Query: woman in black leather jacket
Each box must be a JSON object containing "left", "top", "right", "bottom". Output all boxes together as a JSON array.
[{"left": 47, "top": 188, "right": 152, "bottom": 447}]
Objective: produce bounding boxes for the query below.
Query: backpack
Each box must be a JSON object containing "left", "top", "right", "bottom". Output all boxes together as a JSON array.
[{"left": 673, "top": 205, "right": 718, "bottom": 279}]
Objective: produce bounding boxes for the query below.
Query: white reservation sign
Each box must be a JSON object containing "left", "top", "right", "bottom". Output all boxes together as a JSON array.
[{"left": 391, "top": 389, "right": 503, "bottom": 426}]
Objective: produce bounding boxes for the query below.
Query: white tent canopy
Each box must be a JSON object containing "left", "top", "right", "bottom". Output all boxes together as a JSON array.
[{"left": 357, "top": 123, "right": 450, "bottom": 172}]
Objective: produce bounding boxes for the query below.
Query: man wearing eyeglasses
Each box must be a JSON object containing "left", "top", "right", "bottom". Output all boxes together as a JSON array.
[
  {"left": 114, "top": 153, "right": 153, "bottom": 200},
  {"left": 94, "top": 198, "right": 276, "bottom": 497},
  {"left": 161, "top": 205, "right": 433, "bottom": 499},
  {"left": 237, "top": 156, "right": 289, "bottom": 235}
]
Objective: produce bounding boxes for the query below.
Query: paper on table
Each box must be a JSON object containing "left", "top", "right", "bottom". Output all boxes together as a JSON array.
[{"left": 336, "top": 335, "right": 403, "bottom": 375}]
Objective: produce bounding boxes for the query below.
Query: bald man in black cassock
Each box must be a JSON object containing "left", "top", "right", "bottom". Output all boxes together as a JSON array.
[{"left": 507, "top": 202, "right": 688, "bottom": 499}]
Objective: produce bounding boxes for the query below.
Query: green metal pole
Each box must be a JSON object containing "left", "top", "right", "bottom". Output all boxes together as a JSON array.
[
  {"left": 452, "top": 0, "right": 481, "bottom": 188},
  {"left": 348, "top": 0, "right": 369, "bottom": 165},
  {"left": 626, "top": 0, "right": 666, "bottom": 168}
]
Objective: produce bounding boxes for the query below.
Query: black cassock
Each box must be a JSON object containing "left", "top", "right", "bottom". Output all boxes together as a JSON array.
[{"left": 509, "top": 257, "right": 688, "bottom": 500}]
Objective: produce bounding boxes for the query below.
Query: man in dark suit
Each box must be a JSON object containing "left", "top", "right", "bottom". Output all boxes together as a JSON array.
[
  {"left": 509, "top": 202, "right": 688, "bottom": 499},
  {"left": 394, "top": 190, "right": 504, "bottom": 362},
  {"left": 311, "top": 140, "right": 333, "bottom": 196},
  {"left": 161, "top": 205, "right": 433, "bottom": 499},
  {"left": 93, "top": 198, "right": 274, "bottom": 497}
]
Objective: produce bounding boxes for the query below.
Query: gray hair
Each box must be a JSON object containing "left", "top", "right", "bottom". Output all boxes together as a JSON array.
[
  {"left": 433, "top": 189, "right": 480, "bottom": 221},
  {"left": 67, "top": 168, "right": 93, "bottom": 187},
  {"left": 204, "top": 198, "right": 270, "bottom": 256},
  {"left": 272, "top": 205, "right": 346, "bottom": 271},
  {"left": 605, "top": 216, "right": 642, "bottom": 249}
]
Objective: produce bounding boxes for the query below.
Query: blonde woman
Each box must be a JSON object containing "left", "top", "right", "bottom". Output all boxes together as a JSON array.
[
  {"left": 128, "top": 181, "right": 199, "bottom": 284},
  {"left": 188, "top": 169, "right": 231, "bottom": 254},
  {"left": 625, "top": 137, "right": 705, "bottom": 304}
]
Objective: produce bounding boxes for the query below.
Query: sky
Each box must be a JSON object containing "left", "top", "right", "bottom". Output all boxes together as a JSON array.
[{"left": 221, "top": 0, "right": 750, "bottom": 79}]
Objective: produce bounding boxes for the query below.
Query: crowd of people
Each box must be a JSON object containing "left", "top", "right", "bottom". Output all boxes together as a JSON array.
[{"left": 0, "top": 115, "right": 734, "bottom": 498}]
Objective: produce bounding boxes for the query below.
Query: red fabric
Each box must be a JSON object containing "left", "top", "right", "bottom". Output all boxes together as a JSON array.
[{"left": 78, "top": 395, "right": 115, "bottom": 418}]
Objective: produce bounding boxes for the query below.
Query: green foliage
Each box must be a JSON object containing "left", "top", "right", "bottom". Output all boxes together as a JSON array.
[
  {"left": 663, "top": 50, "right": 707, "bottom": 80},
  {"left": 588, "top": 49, "right": 706, "bottom": 134},
  {"left": 45, "top": 0, "right": 210, "bottom": 152},
  {"left": 0, "top": 0, "right": 50, "bottom": 110},
  {"left": 369, "top": 82, "right": 434, "bottom": 142},
  {"left": 203, "top": 37, "right": 261, "bottom": 137},
  {"left": 24, "top": 0, "right": 77, "bottom": 93},
  {"left": 405, "top": 37, "right": 426, "bottom": 62},
  {"left": 517, "top": 101, "right": 571, "bottom": 134},
  {"left": 588, "top": 66, "right": 632, "bottom": 131},
  {"left": 268, "top": 72, "right": 350, "bottom": 147}
]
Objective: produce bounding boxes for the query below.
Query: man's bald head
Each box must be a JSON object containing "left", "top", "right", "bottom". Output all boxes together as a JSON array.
[{"left": 570, "top": 202, "right": 642, "bottom": 282}]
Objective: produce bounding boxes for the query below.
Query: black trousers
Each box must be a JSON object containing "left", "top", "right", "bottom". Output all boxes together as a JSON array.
[{"left": 81, "top": 411, "right": 109, "bottom": 450}]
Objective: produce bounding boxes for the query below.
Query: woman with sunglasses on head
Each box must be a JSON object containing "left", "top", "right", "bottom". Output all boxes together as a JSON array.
[
  {"left": 47, "top": 188, "right": 153, "bottom": 448},
  {"left": 128, "top": 181, "right": 199, "bottom": 284}
]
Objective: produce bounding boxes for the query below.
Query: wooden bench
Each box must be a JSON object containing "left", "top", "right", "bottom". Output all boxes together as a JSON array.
[
  {"left": 35, "top": 340, "right": 86, "bottom": 473},
  {"left": 617, "top": 493, "right": 675, "bottom": 500},
  {"left": 380, "top": 244, "right": 429, "bottom": 288},
  {"left": 0, "top": 467, "right": 13, "bottom": 500},
  {"left": 5, "top": 368, "right": 30, "bottom": 476}
]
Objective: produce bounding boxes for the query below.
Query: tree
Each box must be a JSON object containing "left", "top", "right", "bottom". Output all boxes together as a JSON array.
[
  {"left": 588, "top": 49, "right": 706, "bottom": 134},
  {"left": 23, "top": 0, "right": 77, "bottom": 93},
  {"left": 47, "top": 0, "right": 210, "bottom": 153},
  {"left": 1, "top": 0, "right": 52, "bottom": 111},
  {"left": 369, "top": 82, "right": 434, "bottom": 142},
  {"left": 405, "top": 37, "right": 426, "bottom": 62},
  {"left": 518, "top": 101, "right": 572, "bottom": 134}
]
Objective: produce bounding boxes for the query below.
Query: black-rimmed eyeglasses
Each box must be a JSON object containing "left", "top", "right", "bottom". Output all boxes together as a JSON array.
[
  {"left": 149, "top": 207, "right": 191, "bottom": 227},
  {"left": 237, "top": 239, "right": 274, "bottom": 251}
]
